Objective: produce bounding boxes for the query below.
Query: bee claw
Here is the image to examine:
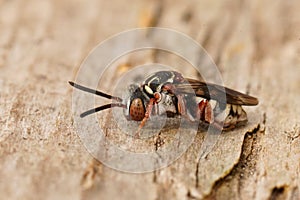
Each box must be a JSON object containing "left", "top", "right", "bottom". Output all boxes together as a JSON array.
[{"left": 134, "top": 133, "right": 140, "bottom": 139}]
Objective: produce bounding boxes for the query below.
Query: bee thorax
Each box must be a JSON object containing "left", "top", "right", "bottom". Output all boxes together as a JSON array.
[{"left": 157, "top": 93, "right": 177, "bottom": 114}]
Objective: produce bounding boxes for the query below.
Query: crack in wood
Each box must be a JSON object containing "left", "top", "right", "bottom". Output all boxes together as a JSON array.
[
  {"left": 262, "top": 112, "right": 267, "bottom": 125},
  {"left": 181, "top": 7, "right": 193, "bottom": 23},
  {"left": 285, "top": 126, "right": 300, "bottom": 142},
  {"left": 154, "top": 131, "right": 164, "bottom": 151},
  {"left": 139, "top": 0, "right": 163, "bottom": 28},
  {"left": 80, "top": 159, "right": 102, "bottom": 191},
  {"left": 203, "top": 123, "right": 262, "bottom": 199},
  {"left": 186, "top": 188, "right": 199, "bottom": 200},
  {"left": 290, "top": 186, "right": 299, "bottom": 200},
  {"left": 195, "top": 159, "right": 200, "bottom": 189},
  {"left": 153, "top": 170, "right": 158, "bottom": 183},
  {"left": 268, "top": 185, "right": 287, "bottom": 200}
]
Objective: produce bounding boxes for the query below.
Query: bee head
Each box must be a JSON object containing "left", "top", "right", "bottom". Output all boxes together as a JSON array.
[
  {"left": 69, "top": 81, "right": 149, "bottom": 120},
  {"left": 123, "top": 84, "right": 148, "bottom": 121}
]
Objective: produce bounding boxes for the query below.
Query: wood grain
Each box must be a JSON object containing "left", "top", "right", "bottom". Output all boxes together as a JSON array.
[{"left": 0, "top": 0, "right": 299, "bottom": 199}]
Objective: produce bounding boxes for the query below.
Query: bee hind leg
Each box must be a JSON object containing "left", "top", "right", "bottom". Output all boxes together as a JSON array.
[
  {"left": 197, "top": 100, "right": 227, "bottom": 130},
  {"left": 198, "top": 99, "right": 214, "bottom": 124}
]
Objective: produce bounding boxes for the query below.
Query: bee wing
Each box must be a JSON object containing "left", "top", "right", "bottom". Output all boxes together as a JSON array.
[{"left": 175, "top": 78, "right": 258, "bottom": 106}]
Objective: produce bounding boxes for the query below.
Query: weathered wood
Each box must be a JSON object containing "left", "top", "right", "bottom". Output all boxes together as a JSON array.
[{"left": 0, "top": 0, "right": 299, "bottom": 199}]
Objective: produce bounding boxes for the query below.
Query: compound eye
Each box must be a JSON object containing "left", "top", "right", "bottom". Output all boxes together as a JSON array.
[{"left": 129, "top": 98, "right": 145, "bottom": 121}]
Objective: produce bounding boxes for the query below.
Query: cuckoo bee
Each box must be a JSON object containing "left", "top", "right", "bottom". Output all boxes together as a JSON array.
[{"left": 69, "top": 71, "right": 258, "bottom": 132}]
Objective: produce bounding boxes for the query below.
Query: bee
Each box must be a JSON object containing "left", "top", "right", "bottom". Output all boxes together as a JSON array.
[{"left": 69, "top": 71, "right": 258, "bottom": 133}]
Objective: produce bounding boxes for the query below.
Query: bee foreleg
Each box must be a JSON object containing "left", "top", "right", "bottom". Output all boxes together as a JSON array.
[{"left": 135, "top": 98, "right": 155, "bottom": 138}]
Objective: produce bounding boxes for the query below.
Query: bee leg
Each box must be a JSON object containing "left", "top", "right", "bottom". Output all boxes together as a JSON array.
[
  {"left": 177, "top": 94, "right": 198, "bottom": 122},
  {"left": 135, "top": 98, "right": 155, "bottom": 138},
  {"left": 177, "top": 95, "right": 187, "bottom": 116},
  {"left": 198, "top": 100, "right": 214, "bottom": 124},
  {"left": 197, "top": 100, "right": 226, "bottom": 130}
]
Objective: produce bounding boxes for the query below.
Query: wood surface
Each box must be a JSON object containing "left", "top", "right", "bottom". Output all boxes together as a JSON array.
[{"left": 0, "top": 0, "right": 299, "bottom": 199}]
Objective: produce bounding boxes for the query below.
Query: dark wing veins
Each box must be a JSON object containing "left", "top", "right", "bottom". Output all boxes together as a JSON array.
[{"left": 175, "top": 78, "right": 259, "bottom": 106}]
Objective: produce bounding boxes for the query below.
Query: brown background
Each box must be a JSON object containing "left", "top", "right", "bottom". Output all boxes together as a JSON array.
[{"left": 0, "top": 0, "right": 299, "bottom": 199}]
